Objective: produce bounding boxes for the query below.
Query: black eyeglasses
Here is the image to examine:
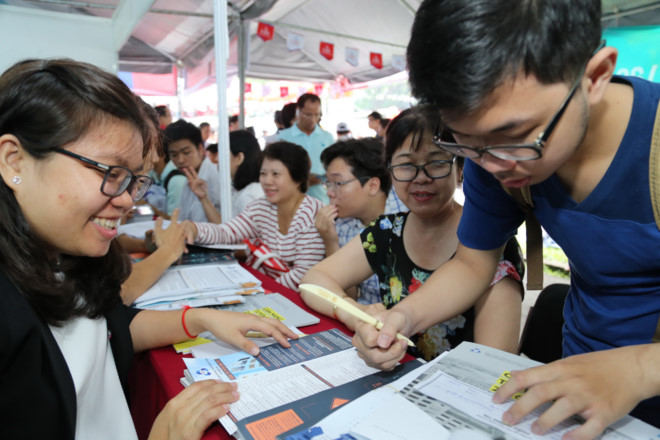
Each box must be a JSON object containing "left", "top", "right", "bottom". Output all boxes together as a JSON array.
[
  {"left": 323, "top": 176, "right": 369, "bottom": 192},
  {"left": 54, "top": 148, "right": 153, "bottom": 201},
  {"left": 433, "top": 41, "right": 606, "bottom": 162},
  {"left": 389, "top": 157, "right": 456, "bottom": 182}
]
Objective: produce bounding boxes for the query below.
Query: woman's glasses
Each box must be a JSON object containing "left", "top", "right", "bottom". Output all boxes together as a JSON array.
[{"left": 54, "top": 148, "right": 153, "bottom": 202}]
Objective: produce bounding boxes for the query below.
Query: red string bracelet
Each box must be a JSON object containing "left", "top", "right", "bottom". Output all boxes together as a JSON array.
[{"left": 181, "top": 305, "right": 198, "bottom": 339}]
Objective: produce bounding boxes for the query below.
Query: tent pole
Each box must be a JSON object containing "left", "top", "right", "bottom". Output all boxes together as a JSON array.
[
  {"left": 238, "top": 15, "right": 246, "bottom": 129},
  {"left": 213, "top": 0, "right": 233, "bottom": 223}
]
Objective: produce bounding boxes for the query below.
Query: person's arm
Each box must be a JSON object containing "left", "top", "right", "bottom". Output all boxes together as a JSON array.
[
  {"left": 131, "top": 307, "right": 299, "bottom": 439},
  {"left": 182, "top": 166, "right": 222, "bottom": 224},
  {"left": 494, "top": 344, "right": 660, "bottom": 440},
  {"left": 352, "top": 242, "right": 503, "bottom": 370},
  {"left": 120, "top": 210, "right": 189, "bottom": 305},
  {"left": 472, "top": 276, "right": 522, "bottom": 353},
  {"left": 130, "top": 307, "right": 299, "bottom": 354},
  {"left": 274, "top": 222, "right": 326, "bottom": 291},
  {"left": 315, "top": 204, "right": 340, "bottom": 256},
  {"left": 300, "top": 235, "right": 380, "bottom": 329},
  {"left": 116, "top": 233, "right": 148, "bottom": 254},
  {"left": 185, "top": 208, "right": 258, "bottom": 246}
]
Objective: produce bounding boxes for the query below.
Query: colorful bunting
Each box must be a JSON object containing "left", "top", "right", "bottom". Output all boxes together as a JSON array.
[
  {"left": 286, "top": 32, "right": 304, "bottom": 51},
  {"left": 370, "top": 52, "right": 383, "bottom": 69},
  {"left": 320, "top": 41, "right": 334, "bottom": 61},
  {"left": 257, "top": 22, "right": 274, "bottom": 41},
  {"left": 345, "top": 47, "right": 359, "bottom": 67},
  {"left": 392, "top": 55, "right": 406, "bottom": 71}
]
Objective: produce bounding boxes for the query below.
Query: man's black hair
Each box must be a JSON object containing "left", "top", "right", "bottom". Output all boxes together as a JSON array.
[
  {"left": 296, "top": 93, "right": 321, "bottom": 109},
  {"left": 163, "top": 119, "right": 203, "bottom": 151},
  {"left": 407, "top": 0, "right": 602, "bottom": 116},
  {"left": 320, "top": 138, "right": 392, "bottom": 194}
]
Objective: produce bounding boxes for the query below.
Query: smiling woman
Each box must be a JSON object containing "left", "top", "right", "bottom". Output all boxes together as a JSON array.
[
  {"left": 182, "top": 141, "right": 326, "bottom": 291},
  {"left": 0, "top": 59, "right": 298, "bottom": 440}
]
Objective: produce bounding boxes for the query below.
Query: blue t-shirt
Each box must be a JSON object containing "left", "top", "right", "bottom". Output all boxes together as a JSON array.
[{"left": 458, "top": 76, "right": 660, "bottom": 358}]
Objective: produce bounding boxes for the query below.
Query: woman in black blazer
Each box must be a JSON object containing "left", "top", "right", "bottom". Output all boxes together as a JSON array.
[{"left": 0, "top": 58, "right": 297, "bottom": 439}]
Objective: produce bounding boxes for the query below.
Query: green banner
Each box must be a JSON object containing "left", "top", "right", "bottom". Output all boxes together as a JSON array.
[{"left": 603, "top": 26, "right": 660, "bottom": 82}]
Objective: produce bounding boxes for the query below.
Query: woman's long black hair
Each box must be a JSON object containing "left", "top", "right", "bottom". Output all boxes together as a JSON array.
[{"left": 0, "top": 58, "right": 159, "bottom": 325}]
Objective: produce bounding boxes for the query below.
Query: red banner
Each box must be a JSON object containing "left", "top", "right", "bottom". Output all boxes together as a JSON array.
[
  {"left": 245, "top": 82, "right": 252, "bottom": 93},
  {"left": 257, "top": 22, "right": 274, "bottom": 41},
  {"left": 320, "top": 41, "right": 334, "bottom": 60},
  {"left": 280, "top": 86, "right": 289, "bottom": 98},
  {"left": 370, "top": 52, "right": 383, "bottom": 69},
  {"left": 314, "top": 84, "right": 323, "bottom": 95}
]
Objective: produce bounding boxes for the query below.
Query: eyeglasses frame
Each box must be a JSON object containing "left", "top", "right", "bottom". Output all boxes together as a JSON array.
[
  {"left": 388, "top": 156, "right": 456, "bottom": 182},
  {"left": 54, "top": 148, "right": 153, "bottom": 201},
  {"left": 432, "top": 40, "right": 606, "bottom": 162},
  {"left": 322, "top": 176, "right": 370, "bottom": 192}
]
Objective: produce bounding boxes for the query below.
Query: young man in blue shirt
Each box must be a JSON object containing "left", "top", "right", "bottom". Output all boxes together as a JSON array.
[{"left": 352, "top": 0, "right": 660, "bottom": 438}]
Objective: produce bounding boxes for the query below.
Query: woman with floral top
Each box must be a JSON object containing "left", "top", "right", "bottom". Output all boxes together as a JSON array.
[{"left": 301, "top": 106, "right": 524, "bottom": 360}]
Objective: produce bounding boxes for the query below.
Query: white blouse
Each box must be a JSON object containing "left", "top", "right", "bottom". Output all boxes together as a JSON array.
[{"left": 49, "top": 316, "right": 138, "bottom": 440}]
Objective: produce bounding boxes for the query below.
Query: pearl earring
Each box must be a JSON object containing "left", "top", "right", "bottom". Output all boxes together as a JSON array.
[{"left": 12, "top": 176, "right": 21, "bottom": 185}]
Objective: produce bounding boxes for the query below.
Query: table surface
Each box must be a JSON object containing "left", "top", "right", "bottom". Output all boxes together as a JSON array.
[{"left": 129, "top": 264, "right": 355, "bottom": 440}]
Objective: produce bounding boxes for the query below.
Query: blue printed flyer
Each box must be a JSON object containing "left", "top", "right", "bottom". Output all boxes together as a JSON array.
[{"left": 184, "top": 329, "right": 353, "bottom": 382}]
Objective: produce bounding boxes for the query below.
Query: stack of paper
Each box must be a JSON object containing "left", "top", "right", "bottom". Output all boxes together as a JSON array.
[
  {"left": 134, "top": 262, "right": 263, "bottom": 309},
  {"left": 182, "top": 330, "right": 393, "bottom": 437},
  {"left": 293, "top": 342, "right": 660, "bottom": 440}
]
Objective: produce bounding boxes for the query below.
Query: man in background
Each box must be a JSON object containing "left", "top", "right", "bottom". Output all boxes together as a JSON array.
[
  {"left": 278, "top": 93, "right": 334, "bottom": 204},
  {"left": 199, "top": 121, "right": 211, "bottom": 147},
  {"left": 336, "top": 122, "right": 353, "bottom": 141},
  {"left": 155, "top": 105, "right": 172, "bottom": 130},
  {"left": 315, "top": 138, "right": 406, "bottom": 303},
  {"left": 164, "top": 119, "right": 221, "bottom": 223}
]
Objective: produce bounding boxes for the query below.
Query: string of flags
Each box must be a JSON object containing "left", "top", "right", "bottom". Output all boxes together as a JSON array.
[{"left": 256, "top": 21, "right": 406, "bottom": 72}]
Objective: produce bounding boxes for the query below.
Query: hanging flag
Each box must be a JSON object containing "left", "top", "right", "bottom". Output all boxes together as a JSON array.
[
  {"left": 280, "top": 86, "right": 289, "bottom": 98},
  {"left": 320, "top": 41, "right": 334, "bottom": 60},
  {"left": 392, "top": 55, "right": 406, "bottom": 71},
  {"left": 245, "top": 82, "right": 252, "bottom": 93},
  {"left": 370, "top": 52, "right": 383, "bottom": 69},
  {"left": 345, "top": 47, "right": 359, "bottom": 67},
  {"left": 314, "top": 84, "right": 323, "bottom": 95},
  {"left": 257, "top": 22, "right": 274, "bottom": 41},
  {"left": 286, "top": 32, "right": 304, "bottom": 51}
]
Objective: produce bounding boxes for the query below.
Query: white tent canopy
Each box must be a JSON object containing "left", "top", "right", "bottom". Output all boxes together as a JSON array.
[
  {"left": 0, "top": 0, "right": 421, "bottom": 85},
  {"left": 2, "top": 0, "right": 657, "bottom": 85}
]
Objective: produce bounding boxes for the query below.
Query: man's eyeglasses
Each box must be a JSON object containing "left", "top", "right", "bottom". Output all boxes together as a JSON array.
[
  {"left": 389, "top": 157, "right": 456, "bottom": 182},
  {"left": 323, "top": 176, "right": 369, "bottom": 192},
  {"left": 54, "top": 148, "right": 153, "bottom": 202},
  {"left": 432, "top": 40, "right": 606, "bottom": 162},
  {"left": 300, "top": 111, "right": 322, "bottom": 119}
]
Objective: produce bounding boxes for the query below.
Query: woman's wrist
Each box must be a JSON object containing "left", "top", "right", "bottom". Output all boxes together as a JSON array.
[{"left": 182, "top": 307, "right": 210, "bottom": 338}]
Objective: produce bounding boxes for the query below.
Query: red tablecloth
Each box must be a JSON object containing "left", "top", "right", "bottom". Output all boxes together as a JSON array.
[{"left": 128, "top": 264, "right": 354, "bottom": 440}]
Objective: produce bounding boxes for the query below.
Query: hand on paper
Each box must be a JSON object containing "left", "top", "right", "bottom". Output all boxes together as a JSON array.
[
  {"left": 149, "top": 379, "right": 239, "bottom": 440},
  {"left": 493, "top": 344, "right": 660, "bottom": 440},
  {"left": 315, "top": 205, "right": 338, "bottom": 240},
  {"left": 153, "top": 209, "right": 190, "bottom": 262},
  {"left": 352, "top": 309, "right": 410, "bottom": 371},
  {"left": 193, "top": 308, "right": 299, "bottom": 357},
  {"left": 183, "top": 166, "right": 208, "bottom": 200}
]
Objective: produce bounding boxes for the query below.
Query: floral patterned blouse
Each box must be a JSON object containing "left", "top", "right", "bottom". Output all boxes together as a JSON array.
[{"left": 360, "top": 212, "right": 524, "bottom": 361}]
